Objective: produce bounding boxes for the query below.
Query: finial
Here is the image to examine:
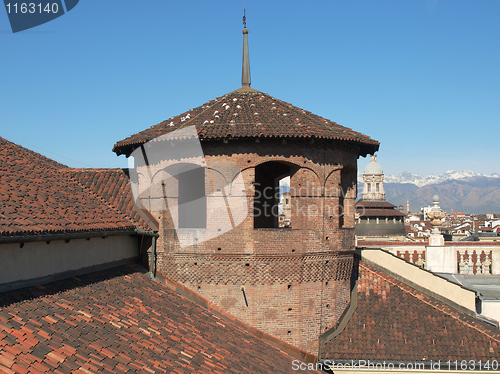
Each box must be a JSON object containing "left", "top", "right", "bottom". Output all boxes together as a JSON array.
[
  {"left": 433, "top": 195, "right": 440, "bottom": 206},
  {"left": 241, "top": 8, "right": 251, "bottom": 87}
]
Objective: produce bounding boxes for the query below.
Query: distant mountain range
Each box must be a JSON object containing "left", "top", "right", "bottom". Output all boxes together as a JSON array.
[
  {"left": 357, "top": 171, "right": 500, "bottom": 214},
  {"left": 384, "top": 170, "right": 499, "bottom": 188}
]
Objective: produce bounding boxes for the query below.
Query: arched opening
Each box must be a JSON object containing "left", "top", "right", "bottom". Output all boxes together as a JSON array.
[{"left": 254, "top": 161, "right": 295, "bottom": 229}]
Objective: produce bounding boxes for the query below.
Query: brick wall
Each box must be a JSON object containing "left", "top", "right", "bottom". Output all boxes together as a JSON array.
[
  {"left": 142, "top": 138, "right": 360, "bottom": 354},
  {"left": 155, "top": 250, "right": 353, "bottom": 354}
]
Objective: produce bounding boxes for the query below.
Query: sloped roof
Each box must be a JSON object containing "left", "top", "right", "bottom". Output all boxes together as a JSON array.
[
  {"left": 357, "top": 209, "right": 406, "bottom": 218},
  {"left": 321, "top": 261, "right": 500, "bottom": 361},
  {"left": 0, "top": 137, "right": 136, "bottom": 238},
  {"left": 0, "top": 265, "right": 319, "bottom": 373},
  {"left": 113, "top": 89, "right": 379, "bottom": 157},
  {"left": 65, "top": 168, "right": 157, "bottom": 232},
  {"left": 356, "top": 200, "right": 405, "bottom": 218},
  {"left": 356, "top": 200, "right": 398, "bottom": 209}
]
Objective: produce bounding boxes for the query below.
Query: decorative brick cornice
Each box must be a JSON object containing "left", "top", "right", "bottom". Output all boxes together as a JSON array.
[{"left": 160, "top": 251, "right": 354, "bottom": 285}]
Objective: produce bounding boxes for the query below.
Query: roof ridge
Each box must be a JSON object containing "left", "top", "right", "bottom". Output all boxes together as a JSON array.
[
  {"left": 64, "top": 170, "right": 141, "bottom": 230},
  {"left": 361, "top": 262, "right": 500, "bottom": 342},
  {"left": 0, "top": 136, "right": 67, "bottom": 170},
  {"left": 1, "top": 142, "right": 137, "bottom": 237},
  {"left": 65, "top": 167, "right": 124, "bottom": 172}
]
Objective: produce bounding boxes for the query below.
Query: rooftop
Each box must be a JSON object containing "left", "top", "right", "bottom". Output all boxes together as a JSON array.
[
  {"left": 356, "top": 200, "right": 405, "bottom": 218},
  {"left": 0, "top": 265, "right": 318, "bottom": 373},
  {"left": 0, "top": 138, "right": 137, "bottom": 239},
  {"left": 321, "top": 261, "right": 500, "bottom": 361},
  {"left": 440, "top": 274, "right": 500, "bottom": 301},
  {"left": 113, "top": 89, "right": 379, "bottom": 158},
  {"left": 356, "top": 200, "right": 398, "bottom": 209},
  {"left": 65, "top": 168, "right": 157, "bottom": 232}
]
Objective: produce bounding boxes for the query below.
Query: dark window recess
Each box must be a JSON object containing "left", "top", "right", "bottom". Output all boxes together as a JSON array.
[{"left": 254, "top": 161, "right": 295, "bottom": 229}]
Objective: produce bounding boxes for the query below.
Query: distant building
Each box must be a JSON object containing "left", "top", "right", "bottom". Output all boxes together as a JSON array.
[
  {"left": 278, "top": 191, "right": 291, "bottom": 228},
  {"left": 361, "top": 155, "right": 385, "bottom": 201},
  {"left": 355, "top": 155, "right": 406, "bottom": 238}
]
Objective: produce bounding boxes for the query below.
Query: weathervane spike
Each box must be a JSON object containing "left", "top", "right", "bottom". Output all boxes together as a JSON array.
[{"left": 241, "top": 8, "right": 251, "bottom": 87}]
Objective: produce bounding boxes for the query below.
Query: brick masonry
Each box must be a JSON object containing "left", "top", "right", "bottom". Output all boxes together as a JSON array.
[{"left": 142, "top": 138, "right": 360, "bottom": 354}]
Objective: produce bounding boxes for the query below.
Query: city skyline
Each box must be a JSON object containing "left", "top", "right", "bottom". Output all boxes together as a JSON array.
[{"left": 1, "top": 1, "right": 499, "bottom": 177}]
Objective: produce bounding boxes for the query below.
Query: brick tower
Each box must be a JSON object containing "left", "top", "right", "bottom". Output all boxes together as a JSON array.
[{"left": 113, "top": 18, "right": 379, "bottom": 354}]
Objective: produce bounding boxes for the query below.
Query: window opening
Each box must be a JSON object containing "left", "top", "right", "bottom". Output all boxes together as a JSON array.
[{"left": 254, "top": 162, "right": 293, "bottom": 228}]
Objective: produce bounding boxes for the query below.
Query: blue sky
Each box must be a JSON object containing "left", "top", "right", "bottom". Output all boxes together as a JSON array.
[{"left": 1, "top": 1, "right": 499, "bottom": 177}]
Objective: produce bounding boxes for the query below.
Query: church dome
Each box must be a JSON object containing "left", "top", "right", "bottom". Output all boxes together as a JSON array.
[{"left": 364, "top": 155, "right": 383, "bottom": 175}]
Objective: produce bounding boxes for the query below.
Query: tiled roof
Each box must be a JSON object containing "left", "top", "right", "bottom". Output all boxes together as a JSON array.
[
  {"left": 321, "top": 261, "right": 500, "bottom": 361},
  {"left": 0, "top": 265, "right": 319, "bottom": 373},
  {"left": 0, "top": 137, "right": 136, "bottom": 238},
  {"left": 66, "top": 168, "right": 157, "bottom": 232},
  {"left": 357, "top": 239, "right": 429, "bottom": 247},
  {"left": 356, "top": 200, "right": 398, "bottom": 209},
  {"left": 356, "top": 200, "right": 405, "bottom": 218},
  {"left": 357, "top": 209, "right": 406, "bottom": 218},
  {"left": 113, "top": 89, "right": 379, "bottom": 157}
]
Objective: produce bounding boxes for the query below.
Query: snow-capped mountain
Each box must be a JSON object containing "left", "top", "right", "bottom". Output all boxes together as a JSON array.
[
  {"left": 357, "top": 170, "right": 500, "bottom": 213},
  {"left": 383, "top": 170, "right": 499, "bottom": 188}
]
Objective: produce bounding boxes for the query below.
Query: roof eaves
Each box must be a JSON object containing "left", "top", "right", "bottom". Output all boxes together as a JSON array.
[{"left": 0, "top": 228, "right": 137, "bottom": 244}]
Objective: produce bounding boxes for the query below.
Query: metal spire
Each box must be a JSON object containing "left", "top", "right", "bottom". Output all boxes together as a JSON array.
[{"left": 242, "top": 8, "right": 251, "bottom": 87}]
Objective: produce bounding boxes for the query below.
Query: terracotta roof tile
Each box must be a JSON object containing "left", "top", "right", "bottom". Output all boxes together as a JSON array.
[
  {"left": 113, "top": 90, "right": 379, "bottom": 157},
  {"left": 357, "top": 208, "right": 406, "bottom": 217},
  {"left": 321, "top": 261, "right": 500, "bottom": 361},
  {"left": 0, "top": 265, "right": 319, "bottom": 373},
  {"left": 0, "top": 137, "right": 136, "bottom": 238},
  {"left": 65, "top": 168, "right": 156, "bottom": 232},
  {"left": 356, "top": 200, "right": 405, "bottom": 217}
]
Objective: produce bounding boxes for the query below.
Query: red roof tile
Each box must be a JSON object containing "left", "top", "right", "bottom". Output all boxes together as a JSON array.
[
  {"left": 356, "top": 200, "right": 405, "bottom": 217},
  {"left": 321, "top": 261, "right": 500, "bottom": 361},
  {"left": 65, "top": 168, "right": 157, "bottom": 232},
  {"left": 0, "top": 265, "right": 319, "bottom": 373},
  {"left": 356, "top": 200, "right": 398, "bottom": 209},
  {"left": 357, "top": 208, "right": 406, "bottom": 218},
  {"left": 0, "top": 137, "right": 136, "bottom": 238},
  {"left": 113, "top": 89, "right": 379, "bottom": 157}
]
